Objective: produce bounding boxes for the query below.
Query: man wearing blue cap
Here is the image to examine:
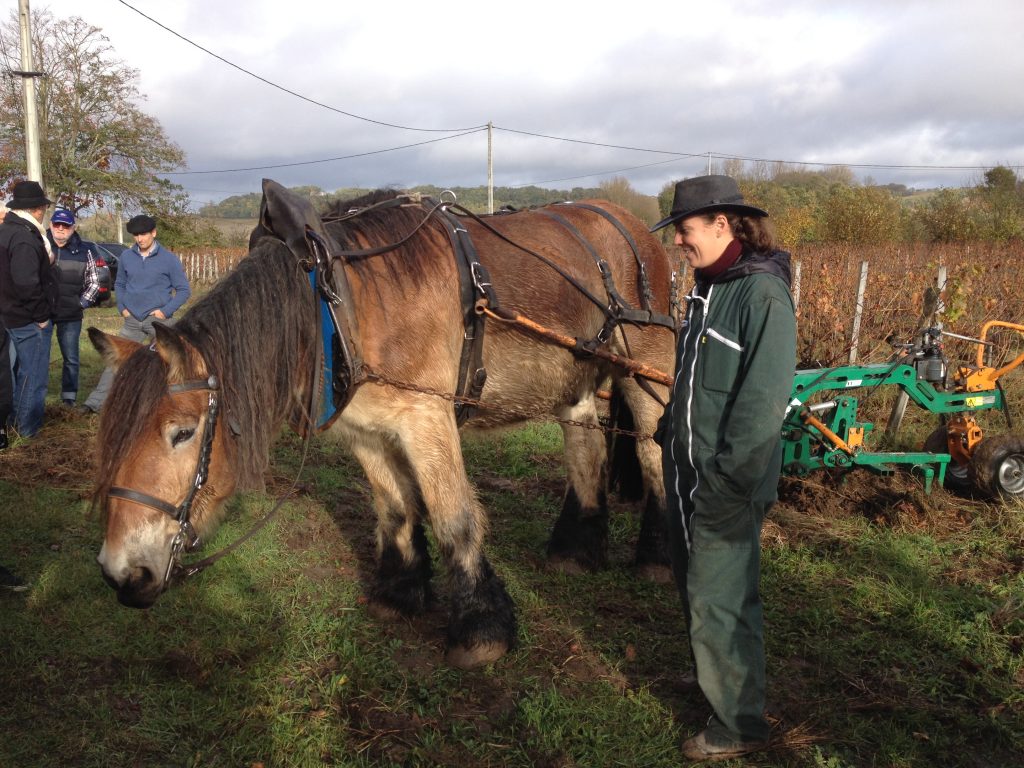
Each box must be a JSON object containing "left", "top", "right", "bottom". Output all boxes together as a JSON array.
[
  {"left": 81, "top": 213, "right": 190, "bottom": 414},
  {"left": 47, "top": 208, "right": 101, "bottom": 407}
]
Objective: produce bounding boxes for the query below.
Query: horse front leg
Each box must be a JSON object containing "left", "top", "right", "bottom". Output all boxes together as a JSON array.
[
  {"left": 348, "top": 439, "right": 434, "bottom": 618},
  {"left": 547, "top": 396, "right": 610, "bottom": 573},
  {"left": 398, "top": 407, "right": 516, "bottom": 669}
]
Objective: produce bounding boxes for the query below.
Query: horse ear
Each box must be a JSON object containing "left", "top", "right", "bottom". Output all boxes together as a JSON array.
[
  {"left": 250, "top": 178, "right": 329, "bottom": 266},
  {"left": 87, "top": 327, "right": 144, "bottom": 369},
  {"left": 151, "top": 322, "right": 191, "bottom": 384}
]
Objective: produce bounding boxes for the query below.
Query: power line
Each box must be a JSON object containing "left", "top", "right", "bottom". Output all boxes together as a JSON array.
[
  {"left": 492, "top": 125, "right": 704, "bottom": 159},
  {"left": 513, "top": 156, "right": 693, "bottom": 188},
  {"left": 115, "top": 0, "right": 486, "bottom": 134},
  {"left": 161, "top": 127, "right": 487, "bottom": 175},
  {"left": 494, "top": 126, "right": 1019, "bottom": 174},
  {"left": 706, "top": 151, "right": 1023, "bottom": 173}
]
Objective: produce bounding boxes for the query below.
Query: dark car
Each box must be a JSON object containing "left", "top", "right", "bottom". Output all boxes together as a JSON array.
[
  {"left": 91, "top": 243, "right": 123, "bottom": 306},
  {"left": 97, "top": 242, "right": 128, "bottom": 284}
]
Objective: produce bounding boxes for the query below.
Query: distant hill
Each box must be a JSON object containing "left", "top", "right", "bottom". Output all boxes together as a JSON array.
[{"left": 198, "top": 184, "right": 604, "bottom": 219}]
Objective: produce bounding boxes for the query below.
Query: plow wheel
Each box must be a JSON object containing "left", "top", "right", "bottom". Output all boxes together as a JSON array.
[
  {"left": 923, "top": 426, "right": 971, "bottom": 492},
  {"left": 968, "top": 434, "right": 1024, "bottom": 500}
]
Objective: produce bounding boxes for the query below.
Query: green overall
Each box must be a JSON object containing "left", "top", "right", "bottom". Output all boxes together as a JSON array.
[{"left": 660, "top": 250, "right": 796, "bottom": 743}]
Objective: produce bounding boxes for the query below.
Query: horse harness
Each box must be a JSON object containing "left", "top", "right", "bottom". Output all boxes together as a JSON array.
[{"left": 312, "top": 195, "right": 676, "bottom": 426}]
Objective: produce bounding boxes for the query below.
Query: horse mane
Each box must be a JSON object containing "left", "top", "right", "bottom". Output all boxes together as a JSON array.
[
  {"left": 93, "top": 239, "right": 315, "bottom": 508},
  {"left": 321, "top": 190, "right": 449, "bottom": 290}
]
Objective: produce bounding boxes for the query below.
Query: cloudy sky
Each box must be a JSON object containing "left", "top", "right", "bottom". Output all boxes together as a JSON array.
[{"left": 29, "top": 0, "right": 1024, "bottom": 205}]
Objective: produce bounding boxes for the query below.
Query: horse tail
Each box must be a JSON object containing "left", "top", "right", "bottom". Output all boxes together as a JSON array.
[{"left": 607, "top": 383, "right": 645, "bottom": 501}]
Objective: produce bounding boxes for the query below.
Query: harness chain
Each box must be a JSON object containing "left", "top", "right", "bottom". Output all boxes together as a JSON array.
[{"left": 362, "top": 365, "right": 653, "bottom": 441}]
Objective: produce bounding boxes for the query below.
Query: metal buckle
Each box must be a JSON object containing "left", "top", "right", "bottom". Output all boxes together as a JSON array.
[
  {"left": 439, "top": 189, "right": 457, "bottom": 209},
  {"left": 471, "top": 262, "right": 491, "bottom": 296}
]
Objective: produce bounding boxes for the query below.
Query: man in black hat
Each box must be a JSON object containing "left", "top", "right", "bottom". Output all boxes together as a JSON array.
[
  {"left": 0, "top": 181, "right": 59, "bottom": 438},
  {"left": 0, "top": 203, "right": 10, "bottom": 449},
  {"left": 653, "top": 175, "right": 796, "bottom": 762},
  {"left": 81, "top": 213, "right": 190, "bottom": 414}
]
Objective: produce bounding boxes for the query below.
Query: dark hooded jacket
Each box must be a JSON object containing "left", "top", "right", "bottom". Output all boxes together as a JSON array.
[
  {"left": 661, "top": 248, "right": 796, "bottom": 515},
  {"left": 0, "top": 211, "right": 57, "bottom": 328}
]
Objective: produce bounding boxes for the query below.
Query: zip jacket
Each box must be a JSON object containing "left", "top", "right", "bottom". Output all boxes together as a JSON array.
[
  {"left": 662, "top": 248, "right": 796, "bottom": 542},
  {"left": 47, "top": 230, "right": 100, "bottom": 322},
  {"left": 116, "top": 241, "right": 191, "bottom": 320},
  {"left": 0, "top": 211, "right": 57, "bottom": 327}
]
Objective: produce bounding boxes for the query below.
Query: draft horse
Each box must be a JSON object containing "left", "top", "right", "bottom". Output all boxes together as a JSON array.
[{"left": 92, "top": 181, "right": 676, "bottom": 668}]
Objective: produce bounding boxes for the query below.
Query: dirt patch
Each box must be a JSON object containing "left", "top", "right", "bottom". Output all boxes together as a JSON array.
[
  {"left": 774, "top": 471, "right": 998, "bottom": 541},
  {"left": 0, "top": 404, "right": 98, "bottom": 495}
]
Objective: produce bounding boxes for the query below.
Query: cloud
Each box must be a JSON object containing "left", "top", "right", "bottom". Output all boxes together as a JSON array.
[{"left": 36, "top": 0, "right": 1024, "bottom": 204}]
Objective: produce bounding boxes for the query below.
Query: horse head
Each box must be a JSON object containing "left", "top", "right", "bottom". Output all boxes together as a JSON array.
[{"left": 90, "top": 323, "right": 239, "bottom": 608}]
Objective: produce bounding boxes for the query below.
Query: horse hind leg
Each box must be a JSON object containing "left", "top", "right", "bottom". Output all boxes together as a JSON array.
[
  {"left": 397, "top": 406, "right": 516, "bottom": 669},
  {"left": 348, "top": 439, "right": 434, "bottom": 619},
  {"left": 610, "top": 377, "right": 673, "bottom": 583},
  {"left": 546, "top": 393, "right": 610, "bottom": 573}
]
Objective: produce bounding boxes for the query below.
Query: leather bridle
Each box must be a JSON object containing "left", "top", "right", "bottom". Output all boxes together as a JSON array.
[{"left": 106, "top": 375, "right": 220, "bottom": 587}]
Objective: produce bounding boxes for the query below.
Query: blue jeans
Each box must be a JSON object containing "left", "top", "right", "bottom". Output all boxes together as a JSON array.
[
  {"left": 8, "top": 321, "right": 53, "bottom": 437},
  {"left": 55, "top": 319, "right": 83, "bottom": 402},
  {"left": 1, "top": 328, "right": 12, "bottom": 430},
  {"left": 84, "top": 314, "right": 170, "bottom": 413}
]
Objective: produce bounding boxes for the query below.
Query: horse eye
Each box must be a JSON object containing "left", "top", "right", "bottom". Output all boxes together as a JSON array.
[{"left": 171, "top": 427, "right": 196, "bottom": 447}]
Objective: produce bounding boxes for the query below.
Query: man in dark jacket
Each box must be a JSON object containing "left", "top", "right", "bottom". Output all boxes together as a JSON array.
[
  {"left": 0, "top": 203, "right": 11, "bottom": 450},
  {"left": 47, "top": 208, "right": 100, "bottom": 407},
  {"left": 0, "top": 313, "right": 11, "bottom": 450},
  {"left": 0, "top": 181, "right": 58, "bottom": 438},
  {"left": 652, "top": 176, "right": 796, "bottom": 762}
]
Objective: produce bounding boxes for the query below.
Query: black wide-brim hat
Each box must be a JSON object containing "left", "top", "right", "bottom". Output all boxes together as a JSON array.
[
  {"left": 6, "top": 180, "right": 53, "bottom": 210},
  {"left": 651, "top": 174, "right": 768, "bottom": 232}
]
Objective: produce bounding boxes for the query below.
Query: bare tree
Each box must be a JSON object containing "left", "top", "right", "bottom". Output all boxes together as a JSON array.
[
  {"left": 0, "top": 9, "right": 187, "bottom": 214},
  {"left": 598, "top": 176, "right": 660, "bottom": 227}
]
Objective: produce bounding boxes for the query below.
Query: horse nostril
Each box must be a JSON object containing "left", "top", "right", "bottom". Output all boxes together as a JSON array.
[
  {"left": 130, "top": 566, "right": 155, "bottom": 588},
  {"left": 115, "top": 566, "right": 160, "bottom": 609}
]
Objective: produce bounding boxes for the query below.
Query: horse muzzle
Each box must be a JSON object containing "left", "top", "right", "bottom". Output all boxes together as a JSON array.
[
  {"left": 97, "top": 545, "right": 171, "bottom": 608},
  {"left": 101, "top": 565, "right": 165, "bottom": 608}
]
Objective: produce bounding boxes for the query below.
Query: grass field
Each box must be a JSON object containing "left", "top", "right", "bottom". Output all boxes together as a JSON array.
[{"left": 0, "top": 303, "right": 1022, "bottom": 767}]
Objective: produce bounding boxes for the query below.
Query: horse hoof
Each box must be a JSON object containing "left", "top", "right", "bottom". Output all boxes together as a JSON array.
[
  {"left": 364, "top": 599, "right": 405, "bottom": 622},
  {"left": 445, "top": 641, "right": 508, "bottom": 669},
  {"left": 545, "top": 556, "right": 587, "bottom": 576},
  {"left": 636, "top": 562, "right": 673, "bottom": 584}
]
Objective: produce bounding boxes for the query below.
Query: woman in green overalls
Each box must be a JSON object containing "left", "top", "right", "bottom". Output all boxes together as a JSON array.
[{"left": 653, "top": 175, "right": 796, "bottom": 762}]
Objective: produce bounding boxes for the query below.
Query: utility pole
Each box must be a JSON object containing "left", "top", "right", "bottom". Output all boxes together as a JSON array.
[
  {"left": 706, "top": 151, "right": 711, "bottom": 176},
  {"left": 487, "top": 121, "right": 494, "bottom": 214},
  {"left": 15, "top": 0, "right": 44, "bottom": 185}
]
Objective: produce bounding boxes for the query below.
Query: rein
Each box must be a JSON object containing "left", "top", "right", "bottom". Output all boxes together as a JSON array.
[{"left": 328, "top": 193, "right": 614, "bottom": 315}]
